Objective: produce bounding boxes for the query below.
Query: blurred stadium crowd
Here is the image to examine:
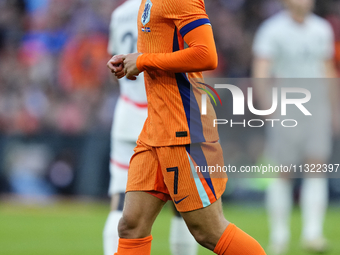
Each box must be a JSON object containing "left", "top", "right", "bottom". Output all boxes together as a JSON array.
[
  {"left": 0, "top": 0, "right": 340, "bottom": 199},
  {"left": 0, "top": 0, "right": 119, "bottom": 135}
]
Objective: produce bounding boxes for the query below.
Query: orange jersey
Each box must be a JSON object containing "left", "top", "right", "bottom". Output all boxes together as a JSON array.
[{"left": 136, "top": 0, "right": 219, "bottom": 146}]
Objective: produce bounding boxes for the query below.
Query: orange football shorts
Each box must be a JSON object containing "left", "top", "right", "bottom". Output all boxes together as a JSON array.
[{"left": 126, "top": 139, "right": 228, "bottom": 212}]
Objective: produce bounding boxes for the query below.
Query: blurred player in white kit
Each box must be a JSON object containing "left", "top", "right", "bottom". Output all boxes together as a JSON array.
[
  {"left": 252, "top": 0, "right": 338, "bottom": 254},
  {"left": 103, "top": 1, "right": 197, "bottom": 254}
]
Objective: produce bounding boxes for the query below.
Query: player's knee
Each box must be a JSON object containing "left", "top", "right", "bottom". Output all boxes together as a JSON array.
[
  {"left": 117, "top": 212, "right": 139, "bottom": 237},
  {"left": 117, "top": 211, "right": 148, "bottom": 238},
  {"left": 189, "top": 226, "right": 217, "bottom": 250},
  {"left": 192, "top": 230, "right": 216, "bottom": 249}
]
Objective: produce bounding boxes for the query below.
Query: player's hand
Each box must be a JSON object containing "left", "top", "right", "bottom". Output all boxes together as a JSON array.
[
  {"left": 107, "top": 55, "right": 125, "bottom": 79},
  {"left": 123, "top": 53, "right": 142, "bottom": 80}
]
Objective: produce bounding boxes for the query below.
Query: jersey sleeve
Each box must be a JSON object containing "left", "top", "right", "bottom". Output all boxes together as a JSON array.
[
  {"left": 136, "top": 24, "right": 217, "bottom": 73},
  {"left": 253, "top": 22, "right": 277, "bottom": 59},
  {"left": 107, "top": 12, "right": 116, "bottom": 55},
  {"left": 162, "top": 0, "right": 210, "bottom": 38}
]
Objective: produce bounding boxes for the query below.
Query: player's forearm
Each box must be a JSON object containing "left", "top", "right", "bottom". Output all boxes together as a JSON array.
[
  {"left": 252, "top": 58, "right": 273, "bottom": 110},
  {"left": 252, "top": 58, "right": 271, "bottom": 79},
  {"left": 325, "top": 59, "right": 338, "bottom": 79},
  {"left": 136, "top": 25, "right": 217, "bottom": 73},
  {"left": 326, "top": 61, "right": 340, "bottom": 116},
  {"left": 136, "top": 47, "right": 216, "bottom": 73},
  {"left": 324, "top": 60, "right": 339, "bottom": 114}
]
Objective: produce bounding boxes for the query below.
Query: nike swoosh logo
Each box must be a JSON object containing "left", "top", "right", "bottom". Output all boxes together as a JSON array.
[{"left": 174, "top": 195, "right": 189, "bottom": 204}]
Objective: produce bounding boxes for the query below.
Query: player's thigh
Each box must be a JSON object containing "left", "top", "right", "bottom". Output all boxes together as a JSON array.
[
  {"left": 120, "top": 191, "right": 166, "bottom": 238},
  {"left": 120, "top": 140, "right": 169, "bottom": 238}
]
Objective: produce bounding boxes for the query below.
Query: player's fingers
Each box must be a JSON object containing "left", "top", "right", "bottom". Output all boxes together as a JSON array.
[
  {"left": 116, "top": 70, "right": 125, "bottom": 78},
  {"left": 124, "top": 65, "right": 129, "bottom": 76},
  {"left": 109, "top": 63, "right": 124, "bottom": 74},
  {"left": 126, "top": 75, "right": 137, "bottom": 81},
  {"left": 116, "top": 69, "right": 125, "bottom": 75},
  {"left": 107, "top": 55, "right": 125, "bottom": 71},
  {"left": 116, "top": 74, "right": 125, "bottom": 79},
  {"left": 111, "top": 54, "right": 125, "bottom": 63},
  {"left": 107, "top": 61, "right": 116, "bottom": 71},
  {"left": 108, "top": 62, "right": 121, "bottom": 73},
  {"left": 115, "top": 63, "right": 124, "bottom": 73},
  {"left": 116, "top": 68, "right": 126, "bottom": 79}
]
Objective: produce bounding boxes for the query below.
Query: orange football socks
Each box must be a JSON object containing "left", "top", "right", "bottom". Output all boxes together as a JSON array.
[
  {"left": 214, "top": 223, "right": 266, "bottom": 255},
  {"left": 114, "top": 236, "right": 153, "bottom": 255}
]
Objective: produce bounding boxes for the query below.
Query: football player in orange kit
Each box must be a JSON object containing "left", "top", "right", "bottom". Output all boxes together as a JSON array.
[{"left": 107, "top": 0, "right": 266, "bottom": 254}]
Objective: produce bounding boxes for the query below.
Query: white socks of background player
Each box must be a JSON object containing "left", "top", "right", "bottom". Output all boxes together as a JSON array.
[
  {"left": 170, "top": 216, "right": 198, "bottom": 255},
  {"left": 103, "top": 211, "right": 122, "bottom": 255},
  {"left": 300, "top": 178, "right": 328, "bottom": 241},
  {"left": 266, "top": 179, "right": 293, "bottom": 246}
]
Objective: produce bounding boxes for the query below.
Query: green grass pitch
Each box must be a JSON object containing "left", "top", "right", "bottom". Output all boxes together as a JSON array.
[{"left": 0, "top": 199, "right": 339, "bottom": 255}]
